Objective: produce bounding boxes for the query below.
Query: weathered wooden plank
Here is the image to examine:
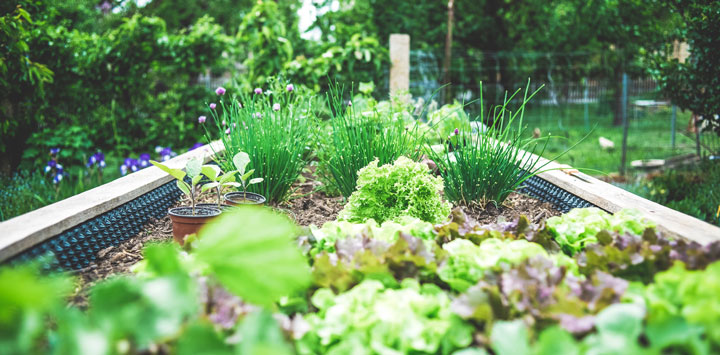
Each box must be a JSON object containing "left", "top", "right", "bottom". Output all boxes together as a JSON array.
[{"left": 0, "top": 141, "right": 225, "bottom": 263}]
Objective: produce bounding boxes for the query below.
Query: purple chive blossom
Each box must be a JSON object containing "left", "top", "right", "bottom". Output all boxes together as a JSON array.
[
  {"left": 286, "top": 84, "right": 294, "bottom": 92},
  {"left": 215, "top": 87, "right": 226, "bottom": 96},
  {"left": 189, "top": 142, "right": 204, "bottom": 151},
  {"left": 209, "top": 103, "right": 217, "bottom": 110},
  {"left": 198, "top": 115, "right": 207, "bottom": 124},
  {"left": 348, "top": 100, "right": 352, "bottom": 107},
  {"left": 222, "top": 120, "right": 227, "bottom": 126},
  {"left": 254, "top": 88, "right": 262, "bottom": 95},
  {"left": 232, "top": 123, "right": 237, "bottom": 128},
  {"left": 454, "top": 128, "right": 459, "bottom": 135},
  {"left": 237, "top": 101, "right": 243, "bottom": 108},
  {"left": 273, "top": 103, "right": 281, "bottom": 111},
  {"left": 253, "top": 112, "right": 262, "bottom": 119},
  {"left": 225, "top": 128, "right": 231, "bottom": 135}
]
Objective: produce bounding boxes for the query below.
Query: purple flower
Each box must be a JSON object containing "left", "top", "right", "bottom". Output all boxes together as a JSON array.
[
  {"left": 225, "top": 128, "right": 231, "bottom": 135},
  {"left": 237, "top": 101, "right": 243, "bottom": 109},
  {"left": 138, "top": 153, "right": 151, "bottom": 168},
  {"left": 348, "top": 100, "right": 352, "bottom": 107},
  {"left": 286, "top": 84, "right": 294, "bottom": 92},
  {"left": 53, "top": 173, "right": 63, "bottom": 184},
  {"left": 222, "top": 120, "right": 227, "bottom": 126},
  {"left": 159, "top": 148, "right": 175, "bottom": 162},
  {"left": 454, "top": 128, "right": 459, "bottom": 135},
  {"left": 209, "top": 103, "right": 217, "bottom": 110},
  {"left": 86, "top": 152, "right": 106, "bottom": 169},
  {"left": 198, "top": 115, "right": 207, "bottom": 124},
  {"left": 121, "top": 158, "right": 139, "bottom": 175},
  {"left": 45, "top": 160, "right": 57, "bottom": 173},
  {"left": 254, "top": 88, "right": 262, "bottom": 95},
  {"left": 50, "top": 148, "right": 60, "bottom": 156},
  {"left": 253, "top": 112, "right": 262, "bottom": 119},
  {"left": 273, "top": 103, "right": 281, "bottom": 111},
  {"left": 215, "top": 87, "right": 226, "bottom": 96},
  {"left": 189, "top": 142, "right": 204, "bottom": 151}
]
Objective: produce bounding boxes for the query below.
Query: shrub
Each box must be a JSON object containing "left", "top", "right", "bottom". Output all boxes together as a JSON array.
[
  {"left": 319, "top": 84, "right": 423, "bottom": 197},
  {"left": 338, "top": 156, "right": 451, "bottom": 224},
  {"left": 206, "top": 79, "right": 313, "bottom": 203}
]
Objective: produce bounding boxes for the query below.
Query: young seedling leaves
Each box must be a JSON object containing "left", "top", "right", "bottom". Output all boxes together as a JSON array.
[
  {"left": 193, "top": 207, "right": 311, "bottom": 307},
  {"left": 150, "top": 160, "right": 186, "bottom": 181},
  {"left": 186, "top": 158, "right": 203, "bottom": 178},
  {"left": 233, "top": 152, "right": 251, "bottom": 176},
  {"left": 201, "top": 165, "right": 221, "bottom": 181}
]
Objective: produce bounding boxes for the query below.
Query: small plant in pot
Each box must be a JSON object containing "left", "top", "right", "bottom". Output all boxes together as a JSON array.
[
  {"left": 151, "top": 158, "right": 221, "bottom": 245},
  {"left": 197, "top": 163, "right": 241, "bottom": 211},
  {"left": 224, "top": 151, "right": 266, "bottom": 205}
]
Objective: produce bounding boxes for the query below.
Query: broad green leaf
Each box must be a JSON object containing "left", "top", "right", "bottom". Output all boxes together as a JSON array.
[
  {"left": 142, "top": 243, "right": 184, "bottom": 276},
  {"left": 201, "top": 182, "right": 220, "bottom": 193},
  {"left": 233, "top": 152, "right": 251, "bottom": 175},
  {"left": 177, "top": 321, "right": 232, "bottom": 355},
  {"left": 193, "top": 207, "right": 311, "bottom": 307},
  {"left": 224, "top": 182, "right": 241, "bottom": 188},
  {"left": 151, "top": 160, "right": 186, "bottom": 181},
  {"left": 645, "top": 316, "right": 708, "bottom": 355},
  {"left": 235, "top": 310, "right": 293, "bottom": 355},
  {"left": 177, "top": 180, "right": 191, "bottom": 197},
  {"left": 241, "top": 169, "right": 255, "bottom": 182},
  {"left": 219, "top": 172, "right": 236, "bottom": 184},
  {"left": 595, "top": 303, "right": 645, "bottom": 339},
  {"left": 491, "top": 320, "right": 530, "bottom": 355},
  {"left": 249, "top": 177, "right": 263, "bottom": 185},
  {"left": 201, "top": 165, "right": 221, "bottom": 181},
  {"left": 535, "top": 326, "right": 579, "bottom": 355},
  {"left": 186, "top": 158, "right": 203, "bottom": 178},
  {"left": 192, "top": 175, "right": 203, "bottom": 186}
]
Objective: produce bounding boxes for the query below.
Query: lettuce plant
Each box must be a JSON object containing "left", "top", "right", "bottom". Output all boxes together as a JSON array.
[
  {"left": 338, "top": 156, "right": 451, "bottom": 224},
  {"left": 545, "top": 208, "right": 656, "bottom": 255},
  {"left": 297, "top": 279, "right": 472, "bottom": 354},
  {"left": 151, "top": 158, "right": 203, "bottom": 214}
]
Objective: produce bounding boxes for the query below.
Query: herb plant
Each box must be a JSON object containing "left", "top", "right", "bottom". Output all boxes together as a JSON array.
[
  {"left": 427, "top": 81, "right": 560, "bottom": 206},
  {"left": 151, "top": 158, "right": 203, "bottom": 214},
  {"left": 337, "top": 156, "right": 451, "bottom": 224},
  {"left": 319, "top": 83, "right": 424, "bottom": 197},
  {"left": 231, "top": 151, "right": 264, "bottom": 200},
  {"left": 206, "top": 79, "right": 313, "bottom": 203},
  {"left": 199, "top": 164, "right": 238, "bottom": 207}
]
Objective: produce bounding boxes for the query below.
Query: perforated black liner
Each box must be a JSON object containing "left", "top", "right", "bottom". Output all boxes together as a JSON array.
[
  {"left": 8, "top": 181, "right": 181, "bottom": 271},
  {"left": 518, "top": 175, "right": 600, "bottom": 213}
]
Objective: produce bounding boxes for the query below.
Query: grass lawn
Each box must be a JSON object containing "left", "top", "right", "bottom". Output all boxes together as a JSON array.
[{"left": 513, "top": 102, "right": 698, "bottom": 175}]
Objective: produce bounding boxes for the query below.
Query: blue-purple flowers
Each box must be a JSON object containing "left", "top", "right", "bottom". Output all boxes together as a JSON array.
[
  {"left": 189, "top": 142, "right": 204, "bottom": 151},
  {"left": 50, "top": 148, "right": 60, "bottom": 156},
  {"left": 215, "top": 87, "right": 226, "bottom": 96},
  {"left": 86, "top": 152, "right": 106, "bottom": 169},
  {"left": 120, "top": 158, "right": 139, "bottom": 176},
  {"left": 138, "top": 153, "right": 151, "bottom": 168},
  {"left": 155, "top": 146, "right": 176, "bottom": 162}
]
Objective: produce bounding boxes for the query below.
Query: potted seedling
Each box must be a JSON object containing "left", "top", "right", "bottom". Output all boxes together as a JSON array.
[
  {"left": 224, "top": 151, "right": 267, "bottom": 205},
  {"left": 197, "top": 162, "right": 240, "bottom": 211},
  {"left": 151, "top": 158, "right": 221, "bottom": 245}
]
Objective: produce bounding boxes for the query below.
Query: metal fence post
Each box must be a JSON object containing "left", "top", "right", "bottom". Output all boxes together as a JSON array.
[{"left": 620, "top": 72, "right": 629, "bottom": 175}]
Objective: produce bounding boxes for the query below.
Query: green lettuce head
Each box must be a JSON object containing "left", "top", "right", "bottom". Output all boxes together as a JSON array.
[{"left": 338, "top": 156, "right": 452, "bottom": 224}]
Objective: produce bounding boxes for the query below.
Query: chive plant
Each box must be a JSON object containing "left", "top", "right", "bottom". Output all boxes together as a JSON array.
[
  {"left": 320, "top": 84, "right": 425, "bottom": 197},
  {"left": 204, "top": 80, "right": 313, "bottom": 203},
  {"left": 428, "top": 81, "right": 559, "bottom": 206}
]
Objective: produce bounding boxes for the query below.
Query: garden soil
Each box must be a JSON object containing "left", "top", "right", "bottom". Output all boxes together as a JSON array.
[{"left": 69, "top": 173, "right": 559, "bottom": 307}]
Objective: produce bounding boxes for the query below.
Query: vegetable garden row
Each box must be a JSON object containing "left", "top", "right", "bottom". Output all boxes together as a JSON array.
[{"left": 2, "top": 80, "right": 719, "bottom": 354}]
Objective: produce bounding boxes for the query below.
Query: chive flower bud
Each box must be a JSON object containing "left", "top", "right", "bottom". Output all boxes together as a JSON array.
[
  {"left": 273, "top": 103, "right": 280, "bottom": 111},
  {"left": 254, "top": 88, "right": 262, "bottom": 95},
  {"left": 215, "top": 87, "right": 226, "bottom": 95},
  {"left": 209, "top": 103, "right": 217, "bottom": 110},
  {"left": 286, "top": 84, "right": 294, "bottom": 92},
  {"left": 198, "top": 115, "right": 207, "bottom": 124},
  {"left": 253, "top": 112, "right": 262, "bottom": 119},
  {"left": 454, "top": 128, "right": 459, "bottom": 135},
  {"left": 225, "top": 128, "right": 231, "bottom": 135}
]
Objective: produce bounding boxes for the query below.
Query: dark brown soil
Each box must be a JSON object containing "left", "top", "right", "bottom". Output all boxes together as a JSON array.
[{"left": 70, "top": 171, "right": 560, "bottom": 305}]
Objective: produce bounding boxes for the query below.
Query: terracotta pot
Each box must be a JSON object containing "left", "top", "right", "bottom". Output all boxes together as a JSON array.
[
  {"left": 224, "top": 191, "right": 266, "bottom": 206},
  {"left": 168, "top": 206, "right": 221, "bottom": 245}
]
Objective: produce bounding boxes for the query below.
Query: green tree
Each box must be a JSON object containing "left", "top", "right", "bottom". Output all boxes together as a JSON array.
[{"left": 651, "top": 0, "right": 720, "bottom": 135}]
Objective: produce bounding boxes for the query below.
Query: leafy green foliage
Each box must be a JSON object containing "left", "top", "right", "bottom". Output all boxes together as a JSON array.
[
  {"left": 319, "top": 84, "right": 424, "bottom": 197},
  {"left": 338, "top": 156, "right": 451, "bottom": 224},
  {"left": 427, "top": 83, "right": 557, "bottom": 206},
  {"left": 194, "top": 207, "right": 311, "bottom": 307},
  {"left": 151, "top": 158, "right": 204, "bottom": 212},
  {"left": 426, "top": 101, "right": 472, "bottom": 143},
  {"left": 210, "top": 79, "right": 313, "bottom": 203},
  {"left": 298, "top": 279, "right": 473, "bottom": 354},
  {"left": 546, "top": 208, "right": 656, "bottom": 255}
]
